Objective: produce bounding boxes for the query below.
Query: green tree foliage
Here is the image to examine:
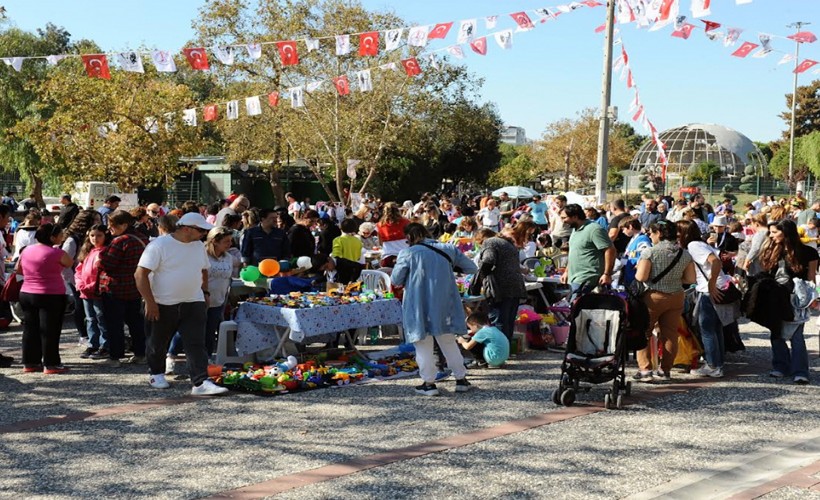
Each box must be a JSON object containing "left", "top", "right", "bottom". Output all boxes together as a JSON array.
[
  {"left": 766, "top": 132, "right": 820, "bottom": 181},
  {"left": 780, "top": 79, "right": 820, "bottom": 140},
  {"left": 688, "top": 161, "right": 721, "bottom": 183}
]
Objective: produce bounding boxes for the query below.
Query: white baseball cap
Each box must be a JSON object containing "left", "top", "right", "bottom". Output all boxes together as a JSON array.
[{"left": 177, "top": 212, "right": 214, "bottom": 231}]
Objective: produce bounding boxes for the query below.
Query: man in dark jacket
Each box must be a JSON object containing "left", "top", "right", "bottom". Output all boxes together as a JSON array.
[
  {"left": 316, "top": 216, "right": 341, "bottom": 256},
  {"left": 58, "top": 194, "right": 80, "bottom": 228},
  {"left": 240, "top": 208, "right": 291, "bottom": 265}
]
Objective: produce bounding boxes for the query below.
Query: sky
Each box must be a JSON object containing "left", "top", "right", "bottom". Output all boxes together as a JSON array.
[{"left": 2, "top": 0, "right": 819, "bottom": 143}]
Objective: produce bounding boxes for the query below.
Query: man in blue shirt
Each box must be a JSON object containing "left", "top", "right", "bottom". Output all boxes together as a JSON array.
[
  {"left": 240, "top": 208, "right": 291, "bottom": 266},
  {"left": 97, "top": 195, "right": 120, "bottom": 226},
  {"left": 526, "top": 195, "right": 549, "bottom": 232}
]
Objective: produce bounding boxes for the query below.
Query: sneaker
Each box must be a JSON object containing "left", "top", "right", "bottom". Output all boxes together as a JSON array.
[
  {"left": 77, "top": 337, "right": 90, "bottom": 348},
  {"left": 43, "top": 365, "right": 69, "bottom": 374},
  {"left": 0, "top": 353, "right": 13, "bottom": 368},
  {"left": 98, "top": 358, "right": 122, "bottom": 368},
  {"left": 191, "top": 379, "right": 229, "bottom": 396},
  {"left": 80, "top": 348, "right": 98, "bottom": 359},
  {"left": 632, "top": 371, "right": 655, "bottom": 381},
  {"left": 435, "top": 369, "right": 452, "bottom": 381},
  {"left": 414, "top": 382, "right": 440, "bottom": 396},
  {"left": 124, "top": 356, "right": 147, "bottom": 365},
  {"left": 455, "top": 378, "right": 472, "bottom": 393},
  {"left": 465, "top": 360, "right": 488, "bottom": 369},
  {"left": 794, "top": 376, "right": 809, "bottom": 385},
  {"left": 90, "top": 349, "right": 110, "bottom": 360},
  {"left": 165, "top": 357, "right": 177, "bottom": 375},
  {"left": 23, "top": 365, "right": 43, "bottom": 373},
  {"left": 694, "top": 365, "right": 724, "bottom": 378},
  {"left": 487, "top": 363, "right": 505, "bottom": 370},
  {"left": 769, "top": 370, "right": 786, "bottom": 378},
  {"left": 658, "top": 371, "right": 672, "bottom": 381},
  {"left": 149, "top": 374, "right": 170, "bottom": 389}
]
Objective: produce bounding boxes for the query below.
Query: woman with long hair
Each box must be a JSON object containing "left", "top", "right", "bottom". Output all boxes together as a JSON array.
[
  {"left": 757, "top": 219, "right": 814, "bottom": 384},
  {"left": 510, "top": 220, "right": 537, "bottom": 260},
  {"left": 422, "top": 205, "right": 444, "bottom": 239},
  {"left": 376, "top": 201, "right": 409, "bottom": 268},
  {"left": 63, "top": 209, "right": 99, "bottom": 346},
  {"left": 75, "top": 225, "right": 112, "bottom": 359}
]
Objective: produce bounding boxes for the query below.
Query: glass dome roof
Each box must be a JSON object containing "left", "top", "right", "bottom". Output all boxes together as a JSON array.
[{"left": 630, "top": 123, "right": 768, "bottom": 177}]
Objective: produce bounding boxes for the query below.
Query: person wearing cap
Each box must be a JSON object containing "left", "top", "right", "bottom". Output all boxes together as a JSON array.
[
  {"left": 708, "top": 215, "right": 739, "bottom": 275},
  {"left": 135, "top": 212, "right": 228, "bottom": 396},
  {"left": 97, "top": 195, "right": 121, "bottom": 226},
  {"left": 57, "top": 194, "right": 80, "bottom": 228}
]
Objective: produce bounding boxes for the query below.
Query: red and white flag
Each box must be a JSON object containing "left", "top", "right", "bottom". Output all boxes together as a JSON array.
[
  {"left": 81, "top": 54, "right": 111, "bottom": 79},
  {"left": 794, "top": 59, "right": 819, "bottom": 74},
  {"left": 632, "top": 106, "right": 644, "bottom": 122},
  {"left": 594, "top": 23, "right": 606, "bottom": 33},
  {"left": 691, "top": 0, "right": 711, "bottom": 18},
  {"left": 457, "top": 19, "right": 477, "bottom": 43},
  {"left": 359, "top": 31, "right": 379, "bottom": 56},
  {"left": 183, "top": 48, "right": 210, "bottom": 70},
  {"left": 626, "top": 70, "right": 635, "bottom": 88},
  {"left": 428, "top": 22, "right": 453, "bottom": 40},
  {"left": 401, "top": 57, "right": 422, "bottom": 76},
  {"left": 731, "top": 41, "right": 757, "bottom": 58},
  {"left": 276, "top": 41, "right": 299, "bottom": 66},
  {"left": 671, "top": 23, "right": 695, "bottom": 39},
  {"left": 628, "top": 91, "right": 640, "bottom": 112},
  {"left": 616, "top": 0, "right": 634, "bottom": 24},
  {"left": 151, "top": 50, "right": 177, "bottom": 72},
  {"left": 621, "top": 45, "right": 629, "bottom": 65},
  {"left": 510, "top": 12, "right": 535, "bottom": 31},
  {"left": 203, "top": 104, "right": 218, "bottom": 122},
  {"left": 659, "top": 0, "right": 677, "bottom": 21},
  {"left": 448, "top": 46, "right": 465, "bottom": 59},
  {"left": 701, "top": 20, "right": 720, "bottom": 32},
  {"left": 788, "top": 32, "right": 818, "bottom": 44},
  {"left": 267, "top": 92, "right": 280, "bottom": 107},
  {"left": 581, "top": 1, "right": 602, "bottom": 6},
  {"left": 470, "top": 37, "right": 488, "bottom": 55},
  {"left": 332, "top": 75, "right": 350, "bottom": 96}
]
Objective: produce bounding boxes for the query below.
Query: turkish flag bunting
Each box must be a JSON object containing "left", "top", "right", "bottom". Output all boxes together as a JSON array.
[
  {"left": 626, "top": 70, "right": 634, "bottom": 89},
  {"left": 794, "top": 59, "right": 819, "bottom": 74},
  {"left": 333, "top": 75, "right": 351, "bottom": 95},
  {"left": 788, "top": 32, "right": 818, "bottom": 44},
  {"left": 276, "top": 41, "right": 299, "bottom": 66},
  {"left": 470, "top": 37, "right": 488, "bottom": 55},
  {"left": 81, "top": 54, "right": 111, "bottom": 79},
  {"left": 203, "top": 104, "right": 218, "bottom": 122},
  {"left": 268, "top": 92, "right": 280, "bottom": 107},
  {"left": 182, "top": 48, "right": 210, "bottom": 70},
  {"left": 594, "top": 23, "right": 606, "bottom": 33},
  {"left": 359, "top": 31, "right": 379, "bottom": 56},
  {"left": 671, "top": 24, "right": 695, "bottom": 40},
  {"left": 731, "top": 41, "right": 758, "bottom": 58},
  {"left": 510, "top": 12, "right": 535, "bottom": 31},
  {"left": 701, "top": 20, "right": 721, "bottom": 32},
  {"left": 581, "top": 1, "right": 603, "bottom": 6},
  {"left": 659, "top": 0, "right": 676, "bottom": 21},
  {"left": 621, "top": 46, "right": 629, "bottom": 65},
  {"left": 428, "top": 22, "right": 453, "bottom": 40},
  {"left": 401, "top": 57, "right": 422, "bottom": 76},
  {"left": 632, "top": 106, "right": 644, "bottom": 122}
]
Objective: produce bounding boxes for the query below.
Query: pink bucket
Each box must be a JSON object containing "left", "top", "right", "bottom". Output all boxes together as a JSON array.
[{"left": 551, "top": 325, "right": 570, "bottom": 345}]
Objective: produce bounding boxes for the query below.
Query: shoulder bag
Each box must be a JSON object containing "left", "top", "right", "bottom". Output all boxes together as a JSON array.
[
  {"left": 696, "top": 262, "right": 742, "bottom": 304},
  {"left": 627, "top": 248, "right": 683, "bottom": 298}
]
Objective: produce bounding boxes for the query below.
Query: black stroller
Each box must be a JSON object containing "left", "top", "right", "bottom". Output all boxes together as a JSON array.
[{"left": 552, "top": 291, "right": 631, "bottom": 410}]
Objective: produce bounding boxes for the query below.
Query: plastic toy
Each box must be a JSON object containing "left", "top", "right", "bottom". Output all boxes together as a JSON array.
[{"left": 259, "top": 259, "right": 281, "bottom": 277}]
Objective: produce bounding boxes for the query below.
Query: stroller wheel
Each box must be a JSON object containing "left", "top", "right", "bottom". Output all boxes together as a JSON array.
[
  {"left": 616, "top": 394, "right": 624, "bottom": 410},
  {"left": 560, "top": 389, "right": 576, "bottom": 407},
  {"left": 604, "top": 393, "right": 612, "bottom": 410},
  {"left": 551, "top": 389, "right": 562, "bottom": 406},
  {"left": 624, "top": 381, "right": 632, "bottom": 397}
]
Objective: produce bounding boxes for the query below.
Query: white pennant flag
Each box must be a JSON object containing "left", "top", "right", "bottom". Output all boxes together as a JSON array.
[
  {"left": 151, "top": 50, "right": 177, "bottom": 72},
  {"left": 736, "top": 0, "right": 753, "bottom": 4},
  {"left": 1, "top": 57, "right": 24, "bottom": 72},
  {"left": 183, "top": 108, "right": 197, "bottom": 127},
  {"left": 213, "top": 46, "right": 235, "bottom": 65},
  {"left": 494, "top": 30, "right": 513, "bottom": 49},
  {"left": 533, "top": 8, "right": 556, "bottom": 22},
  {"left": 246, "top": 43, "right": 262, "bottom": 60},
  {"left": 628, "top": 91, "right": 640, "bottom": 112},
  {"left": 447, "top": 45, "right": 465, "bottom": 59},
  {"left": 290, "top": 87, "right": 304, "bottom": 108},
  {"left": 691, "top": 0, "right": 711, "bottom": 18},
  {"left": 724, "top": 28, "right": 742, "bottom": 47},
  {"left": 485, "top": 16, "right": 498, "bottom": 29},
  {"left": 674, "top": 15, "right": 686, "bottom": 31},
  {"left": 408, "top": 25, "right": 430, "bottom": 47},
  {"left": 45, "top": 55, "right": 67, "bottom": 66},
  {"left": 613, "top": 55, "right": 625, "bottom": 72},
  {"left": 778, "top": 54, "right": 795, "bottom": 65},
  {"left": 752, "top": 49, "right": 772, "bottom": 58},
  {"left": 245, "top": 96, "right": 262, "bottom": 116},
  {"left": 457, "top": 19, "right": 477, "bottom": 44},
  {"left": 347, "top": 159, "right": 361, "bottom": 179},
  {"left": 356, "top": 69, "right": 373, "bottom": 92},
  {"left": 379, "top": 62, "right": 398, "bottom": 71},
  {"left": 144, "top": 117, "right": 159, "bottom": 134},
  {"left": 305, "top": 38, "right": 320, "bottom": 52},
  {"left": 336, "top": 34, "right": 351, "bottom": 55},
  {"left": 116, "top": 52, "right": 144, "bottom": 73},
  {"left": 758, "top": 33, "right": 772, "bottom": 52},
  {"left": 306, "top": 80, "right": 323, "bottom": 93},
  {"left": 557, "top": 5, "right": 572, "bottom": 14},
  {"left": 226, "top": 100, "right": 240, "bottom": 120},
  {"left": 705, "top": 30, "right": 722, "bottom": 41},
  {"left": 384, "top": 29, "right": 403, "bottom": 51},
  {"left": 428, "top": 54, "right": 440, "bottom": 70}
]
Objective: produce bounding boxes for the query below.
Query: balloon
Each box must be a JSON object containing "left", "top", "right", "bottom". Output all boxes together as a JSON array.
[
  {"left": 259, "top": 259, "right": 281, "bottom": 277},
  {"left": 240, "top": 266, "right": 261, "bottom": 282},
  {"left": 296, "top": 256, "right": 313, "bottom": 270}
]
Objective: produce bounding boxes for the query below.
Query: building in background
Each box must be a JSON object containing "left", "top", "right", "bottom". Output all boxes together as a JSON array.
[{"left": 500, "top": 125, "right": 528, "bottom": 146}]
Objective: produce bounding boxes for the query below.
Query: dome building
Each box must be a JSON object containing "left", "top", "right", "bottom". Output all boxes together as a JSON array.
[{"left": 630, "top": 123, "right": 768, "bottom": 177}]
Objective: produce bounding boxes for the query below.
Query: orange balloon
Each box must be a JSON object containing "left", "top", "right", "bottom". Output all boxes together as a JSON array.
[{"left": 259, "top": 259, "right": 281, "bottom": 277}]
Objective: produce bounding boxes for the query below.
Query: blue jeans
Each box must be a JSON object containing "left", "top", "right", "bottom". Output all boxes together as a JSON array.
[
  {"left": 83, "top": 298, "right": 107, "bottom": 350},
  {"left": 102, "top": 295, "right": 145, "bottom": 359},
  {"left": 697, "top": 294, "right": 724, "bottom": 368},
  {"left": 771, "top": 323, "right": 809, "bottom": 379},
  {"left": 205, "top": 305, "right": 225, "bottom": 356},
  {"left": 490, "top": 298, "right": 519, "bottom": 341}
]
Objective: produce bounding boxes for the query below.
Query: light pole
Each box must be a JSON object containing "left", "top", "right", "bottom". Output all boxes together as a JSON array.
[
  {"left": 594, "top": 0, "right": 617, "bottom": 205},
  {"left": 787, "top": 21, "right": 810, "bottom": 192}
]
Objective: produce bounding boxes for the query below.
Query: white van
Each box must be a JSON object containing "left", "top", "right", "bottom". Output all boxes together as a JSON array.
[{"left": 72, "top": 182, "right": 137, "bottom": 211}]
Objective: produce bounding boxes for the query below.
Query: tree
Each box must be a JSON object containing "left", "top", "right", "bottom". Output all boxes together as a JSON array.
[
  {"left": 489, "top": 150, "right": 536, "bottom": 187},
  {"left": 688, "top": 161, "right": 721, "bottom": 184},
  {"left": 766, "top": 132, "right": 820, "bottom": 181},
  {"left": 780, "top": 79, "right": 820, "bottom": 140}
]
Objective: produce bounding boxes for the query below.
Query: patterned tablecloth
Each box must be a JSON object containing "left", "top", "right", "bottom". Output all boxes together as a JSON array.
[{"left": 235, "top": 299, "right": 404, "bottom": 354}]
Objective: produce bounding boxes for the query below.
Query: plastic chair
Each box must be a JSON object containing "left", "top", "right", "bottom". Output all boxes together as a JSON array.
[{"left": 215, "top": 320, "right": 253, "bottom": 365}]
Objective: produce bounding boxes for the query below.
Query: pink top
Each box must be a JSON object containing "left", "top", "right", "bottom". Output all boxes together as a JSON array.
[
  {"left": 20, "top": 244, "right": 67, "bottom": 295},
  {"left": 74, "top": 246, "right": 104, "bottom": 299}
]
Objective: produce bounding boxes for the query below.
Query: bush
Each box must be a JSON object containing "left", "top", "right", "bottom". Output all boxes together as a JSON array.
[{"left": 739, "top": 183, "right": 756, "bottom": 194}]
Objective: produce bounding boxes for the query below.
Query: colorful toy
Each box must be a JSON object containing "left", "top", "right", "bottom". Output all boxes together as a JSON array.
[{"left": 259, "top": 259, "right": 281, "bottom": 277}]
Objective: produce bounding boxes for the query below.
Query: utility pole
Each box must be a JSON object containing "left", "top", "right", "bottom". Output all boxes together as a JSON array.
[
  {"left": 564, "top": 137, "right": 574, "bottom": 192},
  {"left": 594, "top": 0, "right": 617, "bottom": 205},
  {"left": 787, "top": 21, "right": 810, "bottom": 192}
]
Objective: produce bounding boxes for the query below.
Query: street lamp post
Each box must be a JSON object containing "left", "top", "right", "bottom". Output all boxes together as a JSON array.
[
  {"left": 787, "top": 21, "right": 810, "bottom": 192},
  {"left": 594, "top": 0, "right": 617, "bottom": 206}
]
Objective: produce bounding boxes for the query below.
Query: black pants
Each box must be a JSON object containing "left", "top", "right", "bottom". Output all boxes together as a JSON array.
[
  {"left": 103, "top": 295, "right": 145, "bottom": 359},
  {"left": 70, "top": 284, "right": 87, "bottom": 338},
  {"left": 20, "top": 292, "right": 67, "bottom": 367},
  {"left": 490, "top": 298, "right": 519, "bottom": 341},
  {"left": 146, "top": 302, "right": 208, "bottom": 385}
]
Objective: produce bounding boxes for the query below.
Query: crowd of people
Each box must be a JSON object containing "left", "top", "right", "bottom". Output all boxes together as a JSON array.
[{"left": 0, "top": 186, "right": 813, "bottom": 397}]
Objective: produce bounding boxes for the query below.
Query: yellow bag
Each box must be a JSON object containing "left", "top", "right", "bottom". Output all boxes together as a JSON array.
[{"left": 674, "top": 317, "right": 703, "bottom": 367}]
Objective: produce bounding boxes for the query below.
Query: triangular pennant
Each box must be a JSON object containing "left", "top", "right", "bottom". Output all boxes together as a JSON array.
[
  {"left": 457, "top": 19, "right": 477, "bottom": 44},
  {"left": 203, "top": 105, "right": 218, "bottom": 122},
  {"left": 510, "top": 12, "right": 535, "bottom": 31},
  {"left": 305, "top": 38, "right": 320, "bottom": 52},
  {"left": 494, "top": 30, "right": 513, "bottom": 49},
  {"left": 246, "top": 43, "right": 262, "bottom": 59},
  {"left": 628, "top": 91, "right": 640, "bottom": 112},
  {"left": 384, "top": 29, "right": 403, "bottom": 51},
  {"left": 81, "top": 54, "right": 111, "bottom": 79},
  {"left": 226, "top": 100, "right": 239, "bottom": 120},
  {"left": 632, "top": 106, "right": 644, "bottom": 122},
  {"left": 335, "top": 34, "right": 351, "bottom": 56},
  {"left": 795, "top": 59, "right": 819, "bottom": 74},
  {"left": 534, "top": 8, "right": 557, "bottom": 22},
  {"left": 470, "top": 37, "right": 488, "bottom": 55},
  {"left": 359, "top": 31, "right": 379, "bottom": 56},
  {"left": 182, "top": 48, "right": 210, "bottom": 70},
  {"left": 151, "top": 50, "right": 177, "bottom": 72},
  {"left": 626, "top": 70, "right": 634, "bottom": 88},
  {"left": 428, "top": 22, "right": 453, "bottom": 40},
  {"left": 447, "top": 46, "right": 465, "bottom": 59},
  {"left": 691, "top": 0, "right": 711, "bottom": 18},
  {"left": 213, "top": 45, "right": 235, "bottom": 65},
  {"left": 183, "top": 108, "right": 197, "bottom": 127},
  {"left": 408, "top": 25, "right": 429, "bottom": 47},
  {"left": 701, "top": 20, "right": 720, "bottom": 32},
  {"left": 357, "top": 69, "right": 373, "bottom": 91},
  {"left": 401, "top": 57, "right": 422, "bottom": 76},
  {"left": 787, "top": 32, "right": 818, "bottom": 44},
  {"left": 333, "top": 75, "right": 350, "bottom": 96},
  {"left": 485, "top": 16, "right": 498, "bottom": 29},
  {"left": 245, "top": 96, "right": 262, "bottom": 116},
  {"left": 276, "top": 41, "right": 299, "bottom": 66},
  {"left": 731, "top": 41, "right": 758, "bottom": 58},
  {"left": 1, "top": 57, "right": 24, "bottom": 72},
  {"left": 116, "top": 52, "right": 144, "bottom": 73},
  {"left": 45, "top": 55, "right": 66, "bottom": 66},
  {"left": 267, "top": 92, "right": 280, "bottom": 107},
  {"left": 595, "top": 23, "right": 606, "bottom": 34},
  {"left": 290, "top": 87, "right": 304, "bottom": 108}
]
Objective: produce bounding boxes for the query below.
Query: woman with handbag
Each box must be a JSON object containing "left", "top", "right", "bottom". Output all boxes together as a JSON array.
[{"left": 633, "top": 221, "right": 695, "bottom": 381}]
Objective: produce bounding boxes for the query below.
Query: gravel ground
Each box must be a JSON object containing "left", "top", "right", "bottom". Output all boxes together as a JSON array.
[{"left": 1, "top": 319, "right": 818, "bottom": 499}]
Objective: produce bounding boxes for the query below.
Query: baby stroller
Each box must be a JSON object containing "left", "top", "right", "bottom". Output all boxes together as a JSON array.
[{"left": 552, "top": 290, "right": 631, "bottom": 410}]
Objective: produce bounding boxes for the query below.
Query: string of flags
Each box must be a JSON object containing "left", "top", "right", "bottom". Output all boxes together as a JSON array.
[
  {"left": 610, "top": 0, "right": 818, "bottom": 74},
  {"left": 0, "top": 1, "right": 603, "bottom": 78}
]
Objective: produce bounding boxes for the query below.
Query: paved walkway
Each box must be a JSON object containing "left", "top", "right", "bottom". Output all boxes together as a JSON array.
[{"left": 1, "top": 319, "right": 818, "bottom": 499}]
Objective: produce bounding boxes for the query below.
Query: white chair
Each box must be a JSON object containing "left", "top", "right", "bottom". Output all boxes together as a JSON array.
[
  {"left": 356, "top": 270, "right": 394, "bottom": 343},
  {"left": 215, "top": 320, "right": 253, "bottom": 365}
]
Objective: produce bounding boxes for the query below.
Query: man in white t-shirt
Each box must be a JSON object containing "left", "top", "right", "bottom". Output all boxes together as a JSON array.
[{"left": 135, "top": 212, "right": 228, "bottom": 396}]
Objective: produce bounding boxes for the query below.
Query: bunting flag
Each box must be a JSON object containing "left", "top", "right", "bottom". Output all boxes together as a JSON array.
[
  {"left": 267, "top": 92, "right": 280, "bottom": 107},
  {"left": 594, "top": 23, "right": 606, "bottom": 34},
  {"left": 724, "top": 28, "right": 742, "bottom": 47},
  {"left": 290, "top": 87, "right": 304, "bottom": 108},
  {"left": 335, "top": 35, "right": 351, "bottom": 56},
  {"left": 494, "top": 30, "right": 513, "bottom": 49},
  {"left": 428, "top": 53, "right": 440, "bottom": 70},
  {"left": 691, "top": 0, "right": 711, "bottom": 18},
  {"left": 705, "top": 30, "right": 722, "bottom": 42},
  {"left": 359, "top": 31, "right": 379, "bottom": 56},
  {"left": 213, "top": 46, "right": 235, "bottom": 65},
  {"left": 510, "top": 12, "right": 535, "bottom": 31},
  {"left": 428, "top": 22, "right": 453, "bottom": 40},
  {"left": 332, "top": 75, "right": 350, "bottom": 95},
  {"left": 671, "top": 23, "right": 695, "bottom": 39},
  {"left": 470, "top": 37, "right": 488, "bottom": 55},
  {"left": 45, "top": 55, "right": 66, "bottom": 66},
  {"left": 183, "top": 108, "right": 197, "bottom": 126},
  {"left": 632, "top": 105, "right": 644, "bottom": 122},
  {"left": 183, "top": 48, "right": 209, "bottom": 70},
  {"left": 485, "top": 16, "right": 498, "bottom": 29},
  {"left": 116, "top": 52, "right": 144, "bottom": 73},
  {"left": 81, "top": 54, "right": 111, "bottom": 79},
  {"left": 151, "top": 50, "right": 177, "bottom": 72},
  {"left": 735, "top": 0, "right": 753, "bottom": 4},
  {"left": 457, "top": 19, "right": 477, "bottom": 43},
  {"left": 226, "top": 100, "right": 240, "bottom": 120},
  {"left": 616, "top": 0, "right": 634, "bottom": 24},
  {"left": 702, "top": 20, "right": 720, "bottom": 32},
  {"left": 305, "top": 81, "right": 323, "bottom": 93},
  {"left": 245, "top": 96, "right": 262, "bottom": 116},
  {"left": 534, "top": 8, "right": 557, "bottom": 22},
  {"left": 758, "top": 34, "right": 772, "bottom": 52},
  {"left": 626, "top": 69, "right": 634, "bottom": 88},
  {"left": 408, "top": 25, "right": 429, "bottom": 47},
  {"left": 778, "top": 54, "right": 795, "bottom": 65},
  {"left": 1, "top": 57, "right": 23, "bottom": 72},
  {"left": 346, "top": 159, "right": 361, "bottom": 179},
  {"left": 276, "top": 41, "right": 299, "bottom": 66},
  {"left": 203, "top": 104, "right": 218, "bottom": 122},
  {"left": 401, "top": 57, "right": 422, "bottom": 76},
  {"left": 752, "top": 48, "right": 772, "bottom": 58},
  {"left": 356, "top": 69, "right": 373, "bottom": 91},
  {"left": 384, "top": 29, "right": 403, "bottom": 51},
  {"left": 788, "top": 32, "right": 818, "bottom": 44},
  {"left": 731, "top": 41, "right": 757, "bottom": 58},
  {"left": 581, "top": 1, "right": 602, "bottom": 6},
  {"left": 163, "top": 113, "right": 176, "bottom": 132},
  {"left": 246, "top": 43, "right": 262, "bottom": 60},
  {"left": 447, "top": 45, "right": 465, "bottom": 59},
  {"left": 305, "top": 38, "right": 320, "bottom": 52},
  {"left": 795, "top": 59, "right": 819, "bottom": 74}
]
